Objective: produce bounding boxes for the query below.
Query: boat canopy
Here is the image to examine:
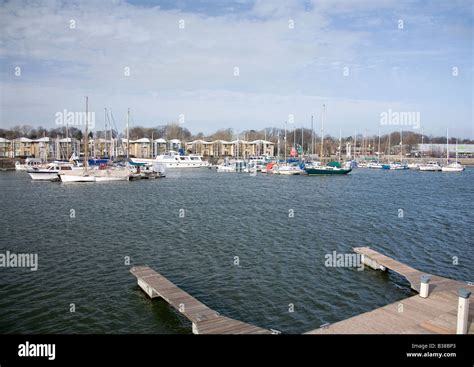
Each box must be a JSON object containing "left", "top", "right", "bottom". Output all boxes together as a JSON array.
[{"left": 327, "top": 161, "right": 341, "bottom": 168}]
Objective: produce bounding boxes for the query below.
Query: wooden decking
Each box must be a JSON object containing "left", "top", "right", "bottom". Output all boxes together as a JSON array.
[
  {"left": 130, "top": 266, "right": 271, "bottom": 334},
  {"left": 306, "top": 247, "right": 473, "bottom": 334}
]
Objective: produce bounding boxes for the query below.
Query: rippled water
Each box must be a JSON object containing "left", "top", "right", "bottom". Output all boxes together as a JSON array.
[{"left": 0, "top": 168, "right": 473, "bottom": 334}]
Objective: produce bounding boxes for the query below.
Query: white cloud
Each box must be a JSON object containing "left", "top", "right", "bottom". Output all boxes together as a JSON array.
[{"left": 0, "top": 0, "right": 472, "bottom": 137}]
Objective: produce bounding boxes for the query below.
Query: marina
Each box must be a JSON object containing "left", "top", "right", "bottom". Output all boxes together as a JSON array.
[
  {"left": 0, "top": 167, "right": 472, "bottom": 334},
  {"left": 0, "top": 3, "right": 472, "bottom": 362}
]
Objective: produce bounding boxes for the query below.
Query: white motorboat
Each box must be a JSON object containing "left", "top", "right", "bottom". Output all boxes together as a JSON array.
[
  {"left": 274, "top": 165, "right": 302, "bottom": 175},
  {"left": 407, "top": 163, "right": 420, "bottom": 170},
  {"left": 131, "top": 151, "right": 209, "bottom": 168},
  {"left": 419, "top": 161, "right": 442, "bottom": 171},
  {"left": 27, "top": 162, "right": 75, "bottom": 181},
  {"left": 15, "top": 158, "right": 43, "bottom": 171},
  {"left": 389, "top": 162, "right": 409, "bottom": 170},
  {"left": 367, "top": 162, "right": 384, "bottom": 169}
]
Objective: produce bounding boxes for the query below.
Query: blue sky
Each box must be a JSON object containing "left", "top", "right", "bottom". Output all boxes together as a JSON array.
[{"left": 0, "top": 0, "right": 472, "bottom": 137}]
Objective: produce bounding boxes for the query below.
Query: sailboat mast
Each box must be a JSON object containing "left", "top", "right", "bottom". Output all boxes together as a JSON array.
[
  {"left": 104, "top": 108, "right": 107, "bottom": 158},
  {"left": 65, "top": 121, "right": 69, "bottom": 160},
  {"left": 311, "top": 115, "right": 314, "bottom": 156},
  {"left": 320, "top": 104, "right": 325, "bottom": 163},
  {"left": 126, "top": 108, "right": 130, "bottom": 160},
  {"left": 400, "top": 130, "right": 403, "bottom": 162},
  {"left": 284, "top": 123, "right": 287, "bottom": 163},
  {"left": 446, "top": 128, "right": 449, "bottom": 164},
  {"left": 378, "top": 129, "right": 381, "bottom": 163},
  {"left": 455, "top": 139, "right": 458, "bottom": 162},
  {"left": 338, "top": 129, "right": 342, "bottom": 163},
  {"left": 301, "top": 125, "right": 303, "bottom": 159},
  {"left": 84, "top": 96, "right": 89, "bottom": 172},
  {"left": 354, "top": 130, "right": 356, "bottom": 160},
  {"left": 421, "top": 130, "right": 424, "bottom": 161}
]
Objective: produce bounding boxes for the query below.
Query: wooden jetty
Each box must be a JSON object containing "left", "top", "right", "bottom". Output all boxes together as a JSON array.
[
  {"left": 130, "top": 266, "right": 271, "bottom": 334},
  {"left": 306, "top": 247, "right": 473, "bottom": 334}
]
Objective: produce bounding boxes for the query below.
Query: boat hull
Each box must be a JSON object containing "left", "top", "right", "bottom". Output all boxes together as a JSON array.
[
  {"left": 27, "top": 172, "right": 59, "bottom": 181},
  {"left": 131, "top": 157, "right": 209, "bottom": 168},
  {"left": 59, "top": 174, "right": 96, "bottom": 182},
  {"left": 441, "top": 167, "right": 465, "bottom": 172},
  {"left": 419, "top": 166, "right": 441, "bottom": 171},
  {"left": 305, "top": 168, "right": 352, "bottom": 175}
]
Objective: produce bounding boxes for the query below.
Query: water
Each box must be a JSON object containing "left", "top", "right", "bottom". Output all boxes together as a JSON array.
[{"left": 0, "top": 168, "right": 473, "bottom": 334}]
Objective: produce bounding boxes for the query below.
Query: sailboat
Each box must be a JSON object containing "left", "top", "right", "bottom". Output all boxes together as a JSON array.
[
  {"left": 389, "top": 130, "right": 408, "bottom": 170},
  {"left": 273, "top": 120, "right": 303, "bottom": 175},
  {"left": 60, "top": 99, "right": 131, "bottom": 182},
  {"left": 304, "top": 105, "right": 352, "bottom": 175},
  {"left": 368, "top": 129, "right": 386, "bottom": 169},
  {"left": 442, "top": 132, "right": 465, "bottom": 172},
  {"left": 59, "top": 97, "right": 96, "bottom": 182}
]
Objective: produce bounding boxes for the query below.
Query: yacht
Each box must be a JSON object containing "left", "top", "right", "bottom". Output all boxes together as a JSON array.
[
  {"left": 367, "top": 162, "right": 384, "bottom": 169},
  {"left": 419, "top": 161, "right": 442, "bottom": 171},
  {"left": 27, "top": 162, "right": 75, "bottom": 181},
  {"left": 274, "top": 165, "right": 303, "bottom": 175},
  {"left": 389, "top": 162, "right": 409, "bottom": 170},
  {"left": 131, "top": 151, "right": 209, "bottom": 168},
  {"left": 15, "top": 158, "right": 43, "bottom": 171},
  {"left": 407, "top": 162, "right": 420, "bottom": 170},
  {"left": 441, "top": 134, "right": 465, "bottom": 172},
  {"left": 442, "top": 162, "right": 465, "bottom": 172}
]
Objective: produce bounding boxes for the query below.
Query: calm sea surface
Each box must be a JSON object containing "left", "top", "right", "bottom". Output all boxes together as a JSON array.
[{"left": 0, "top": 168, "right": 473, "bottom": 334}]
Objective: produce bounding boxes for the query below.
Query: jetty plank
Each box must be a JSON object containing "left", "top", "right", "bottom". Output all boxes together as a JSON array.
[
  {"left": 130, "top": 266, "right": 271, "bottom": 334},
  {"left": 305, "top": 247, "right": 473, "bottom": 334}
]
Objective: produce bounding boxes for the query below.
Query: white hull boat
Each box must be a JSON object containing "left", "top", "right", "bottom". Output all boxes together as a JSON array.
[
  {"left": 389, "top": 163, "right": 408, "bottom": 170},
  {"left": 59, "top": 171, "right": 96, "bottom": 182},
  {"left": 92, "top": 168, "right": 131, "bottom": 181},
  {"left": 274, "top": 165, "right": 302, "bottom": 175},
  {"left": 419, "top": 161, "right": 442, "bottom": 171},
  {"left": 441, "top": 162, "right": 465, "bottom": 172},
  {"left": 131, "top": 151, "right": 209, "bottom": 169},
  {"left": 27, "top": 163, "right": 75, "bottom": 181},
  {"left": 15, "top": 158, "right": 43, "bottom": 171}
]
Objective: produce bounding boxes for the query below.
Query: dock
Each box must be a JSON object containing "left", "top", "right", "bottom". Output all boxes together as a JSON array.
[
  {"left": 306, "top": 247, "right": 473, "bottom": 334},
  {"left": 130, "top": 266, "right": 271, "bottom": 334},
  {"left": 131, "top": 247, "right": 472, "bottom": 334}
]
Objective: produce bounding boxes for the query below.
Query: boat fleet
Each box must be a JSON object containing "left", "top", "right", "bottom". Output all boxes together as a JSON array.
[{"left": 15, "top": 99, "right": 466, "bottom": 181}]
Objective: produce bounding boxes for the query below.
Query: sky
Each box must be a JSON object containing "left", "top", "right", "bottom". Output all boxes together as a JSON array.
[{"left": 0, "top": 0, "right": 473, "bottom": 138}]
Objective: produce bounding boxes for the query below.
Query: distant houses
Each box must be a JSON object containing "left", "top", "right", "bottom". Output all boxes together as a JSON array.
[{"left": 0, "top": 136, "right": 275, "bottom": 159}]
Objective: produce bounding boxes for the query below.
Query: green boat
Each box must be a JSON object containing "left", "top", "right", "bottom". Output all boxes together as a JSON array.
[
  {"left": 306, "top": 104, "right": 352, "bottom": 175},
  {"left": 304, "top": 161, "right": 352, "bottom": 175}
]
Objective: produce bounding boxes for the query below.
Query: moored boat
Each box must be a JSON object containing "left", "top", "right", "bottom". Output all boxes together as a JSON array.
[
  {"left": 27, "top": 162, "right": 75, "bottom": 181},
  {"left": 15, "top": 158, "right": 43, "bottom": 171},
  {"left": 131, "top": 151, "right": 209, "bottom": 168},
  {"left": 274, "top": 164, "right": 303, "bottom": 175},
  {"left": 441, "top": 162, "right": 465, "bottom": 172},
  {"left": 441, "top": 133, "right": 464, "bottom": 173},
  {"left": 305, "top": 161, "right": 352, "bottom": 175},
  {"left": 419, "top": 161, "right": 442, "bottom": 171}
]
